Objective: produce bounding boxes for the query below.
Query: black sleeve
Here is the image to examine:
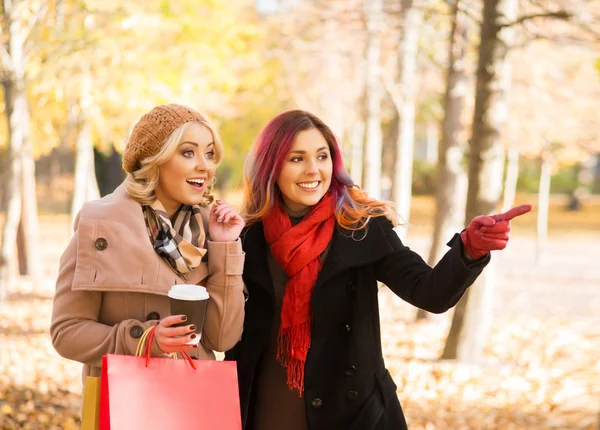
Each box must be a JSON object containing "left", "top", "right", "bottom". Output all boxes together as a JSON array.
[{"left": 374, "top": 218, "right": 490, "bottom": 314}]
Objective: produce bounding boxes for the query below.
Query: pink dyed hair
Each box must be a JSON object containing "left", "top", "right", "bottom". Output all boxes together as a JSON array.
[{"left": 242, "top": 110, "right": 396, "bottom": 229}]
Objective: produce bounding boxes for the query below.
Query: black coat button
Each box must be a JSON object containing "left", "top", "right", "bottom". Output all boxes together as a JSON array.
[
  {"left": 343, "top": 324, "right": 351, "bottom": 333},
  {"left": 146, "top": 312, "right": 160, "bottom": 321},
  {"left": 95, "top": 238, "right": 108, "bottom": 251},
  {"left": 347, "top": 281, "right": 357, "bottom": 293},
  {"left": 311, "top": 398, "right": 323, "bottom": 409},
  {"left": 344, "top": 365, "right": 356, "bottom": 377},
  {"left": 347, "top": 391, "right": 359, "bottom": 400},
  {"left": 130, "top": 325, "right": 143, "bottom": 339}
]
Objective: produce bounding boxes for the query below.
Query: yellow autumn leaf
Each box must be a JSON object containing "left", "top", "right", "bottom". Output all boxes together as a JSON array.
[{"left": 1, "top": 403, "right": 13, "bottom": 415}]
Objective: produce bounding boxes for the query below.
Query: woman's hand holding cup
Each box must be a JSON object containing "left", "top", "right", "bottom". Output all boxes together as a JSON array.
[{"left": 154, "top": 315, "right": 198, "bottom": 354}]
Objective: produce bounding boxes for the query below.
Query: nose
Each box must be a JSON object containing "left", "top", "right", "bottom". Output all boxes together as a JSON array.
[
  {"left": 194, "top": 154, "right": 208, "bottom": 171},
  {"left": 305, "top": 158, "right": 318, "bottom": 175}
]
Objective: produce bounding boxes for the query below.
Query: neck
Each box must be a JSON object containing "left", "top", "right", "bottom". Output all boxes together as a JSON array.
[
  {"left": 283, "top": 202, "right": 311, "bottom": 218},
  {"left": 156, "top": 198, "right": 182, "bottom": 222}
]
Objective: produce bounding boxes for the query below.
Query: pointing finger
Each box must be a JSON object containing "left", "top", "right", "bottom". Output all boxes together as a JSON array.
[{"left": 491, "top": 204, "right": 532, "bottom": 222}]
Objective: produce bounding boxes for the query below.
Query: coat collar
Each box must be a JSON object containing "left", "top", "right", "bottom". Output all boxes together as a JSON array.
[
  {"left": 83, "top": 182, "right": 210, "bottom": 288},
  {"left": 242, "top": 217, "right": 394, "bottom": 292}
]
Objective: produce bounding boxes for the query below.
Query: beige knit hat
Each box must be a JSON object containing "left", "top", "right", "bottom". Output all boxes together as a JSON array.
[{"left": 123, "top": 104, "right": 208, "bottom": 173}]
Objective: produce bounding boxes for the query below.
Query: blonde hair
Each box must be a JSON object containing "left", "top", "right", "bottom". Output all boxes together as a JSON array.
[{"left": 125, "top": 120, "right": 223, "bottom": 207}]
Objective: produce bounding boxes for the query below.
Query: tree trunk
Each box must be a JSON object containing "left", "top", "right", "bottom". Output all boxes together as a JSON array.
[
  {"left": 0, "top": 0, "right": 44, "bottom": 298},
  {"left": 16, "top": 219, "right": 27, "bottom": 275},
  {"left": 502, "top": 146, "right": 520, "bottom": 211},
  {"left": 536, "top": 151, "right": 551, "bottom": 263},
  {"left": 382, "top": 112, "right": 399, "bottom": 201},
  {"left": 441, "top": 0, "right": 518, "bottom": 361},
  {"left": 349, "top": 112, "right": 365, "bottom": 186},
  {"left": 19, "top": 98, "right": 40, "bottom": 280},
  {"left": 321, "top": 21, "right": 345, "bottom": 140},
  {"left": 0, "top": 81, "right": 22, "bottom": 302},
  {"left": 362, "top": 0, "right": 383, "bottom": 199},
  {"left": 425, "top": 121, "right": 438, "bottom": 164},
  {"left": 418, "top": 0, "right": 468, "bottom": 322},
  {"left": 71, "top": 71, "right": 100, "bottom": 220},
  {"left": 393, "top": 0, "right": 423, "bottom": 241}
]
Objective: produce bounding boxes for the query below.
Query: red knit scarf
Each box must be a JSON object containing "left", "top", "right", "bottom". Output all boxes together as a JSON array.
[{"left": 263, "top": 193, "right": 335, "bottom": 396}]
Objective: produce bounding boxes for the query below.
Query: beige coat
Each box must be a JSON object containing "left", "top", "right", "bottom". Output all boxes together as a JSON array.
[{"left": 50, "top": 184, "right": 245, "bottom": 382}]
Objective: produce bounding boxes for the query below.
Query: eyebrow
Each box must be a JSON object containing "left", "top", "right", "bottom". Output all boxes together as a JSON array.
[
  {"left": 290, "top": 146, "right": 329, "bottom": 154},
  {"left": 179, "top": 141, "right": 215, "bottom": 148}
]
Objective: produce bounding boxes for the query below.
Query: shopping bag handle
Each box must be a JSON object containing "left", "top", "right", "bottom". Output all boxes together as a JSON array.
[{"left": 135, "top": 325, "right": 197, "bottom": 370}]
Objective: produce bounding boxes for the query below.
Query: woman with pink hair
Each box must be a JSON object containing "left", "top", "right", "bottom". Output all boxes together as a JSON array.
[{"left": 226, "top": 110, "right": 530, "bottom": 430}]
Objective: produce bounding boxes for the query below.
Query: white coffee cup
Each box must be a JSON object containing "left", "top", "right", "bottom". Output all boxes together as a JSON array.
[{"left": 168, "top": 285, "right": 210, "bottom": 345}]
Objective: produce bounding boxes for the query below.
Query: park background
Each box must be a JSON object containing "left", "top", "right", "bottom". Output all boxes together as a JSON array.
[{"left": 0, "top": 0, "right": 599, "bottom": 428}]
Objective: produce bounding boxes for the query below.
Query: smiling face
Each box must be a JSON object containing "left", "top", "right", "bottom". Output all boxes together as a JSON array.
[
  {"left": 276, "top": 128, "right": 333, "bottom": 213},
  {"left": 154, "top": 122, "right": 216, "bottom": 218}
]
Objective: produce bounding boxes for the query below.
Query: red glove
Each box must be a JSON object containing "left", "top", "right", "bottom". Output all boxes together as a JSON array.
[{"left": 461, "top": 204, "right": 532, "bottom": 260}]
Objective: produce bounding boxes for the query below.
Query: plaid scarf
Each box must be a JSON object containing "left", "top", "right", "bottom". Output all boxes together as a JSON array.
[
  {"left": 263, "top": 194, "right": 335, "bottom": 396},
  {"left": 142, "top": 200, "right": 207, "bottom": 275}
]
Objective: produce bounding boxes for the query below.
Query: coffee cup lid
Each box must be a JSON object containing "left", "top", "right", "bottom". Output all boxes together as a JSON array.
[{"left": 168, "top": 284, "right": 209, "bottom": 301}]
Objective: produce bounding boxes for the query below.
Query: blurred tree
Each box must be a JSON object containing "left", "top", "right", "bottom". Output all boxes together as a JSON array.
[
  {"left": 441, "top": 0, "right": 519, "bottom": 361},
  {"left": 440, "top": 0, "right": 598, "bottom": 361},
  {"left": 1, "top": 0, "right": 270, "bottom": 301},
  {"left": 258, "top": 0, "right": 369, "bottom": 183},
  {"left": 70, "top": 69, "right": 100, "bottom": 218},
  {"left": 41, "top": 0, "right": 267, "bottom": 203},
  {"left": 217, "top": 55, "right": 290, "bottom": 189},
  {"left": 417, "top": 0, "right": 470, "bottom": 321},
  {"left": 362, "top": 0, "right": 384, "bottom": 199},
  {"left": 388, "top": 0, "right": 425, "bottom": 241},
  {"left": 0, "top": 0, "right": 58, "bottom": 301},
  {"left": 508, "top": 40, "right": 600, "bottom": 261}
]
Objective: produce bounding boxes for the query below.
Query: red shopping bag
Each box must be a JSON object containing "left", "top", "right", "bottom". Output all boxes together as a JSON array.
[{"left": 99, "top": 327, "right": 241, "bottom": 430}]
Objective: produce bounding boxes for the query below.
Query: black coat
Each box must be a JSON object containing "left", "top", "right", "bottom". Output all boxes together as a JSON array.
[{"left": 225, "top": 216, "right": 489, "bottom": 430}]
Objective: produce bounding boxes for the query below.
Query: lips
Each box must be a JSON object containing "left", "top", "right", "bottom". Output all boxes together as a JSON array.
[
  {"left": 297, "top": 181, "right": 320, "bottom": 190},
  {"left": 186, "top": 178, "right": 206, "bottom": 190}
]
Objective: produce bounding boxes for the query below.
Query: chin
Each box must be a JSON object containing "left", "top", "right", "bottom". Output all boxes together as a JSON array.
[
  {"left": 181, "top": 194, "right": 205, "bottom": 206},
  {"left": 302, "top": 195, "right": 325, "bottom": 207}
]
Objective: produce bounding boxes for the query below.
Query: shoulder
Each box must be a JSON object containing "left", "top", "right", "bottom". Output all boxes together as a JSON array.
[
  {"left": 367, "top": 215, "right": 403, "bottom": 247},
  {"left": 367, "top": 214, "right": 394, "bottom": 230},
  {"left": 333, "top": 215, "right": 402, "bottom": 258},
  {"left": 336, "top": 215, "right": 394, "bottom": 240},
  {"left": 74, "top": 184, "right": 143, "bottom": 232}
]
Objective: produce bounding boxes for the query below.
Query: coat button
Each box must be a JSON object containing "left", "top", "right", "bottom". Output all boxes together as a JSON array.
[
  {"left": 95, "top": 237, "right": 108, "bottom": 251},
  {"left": 129, "top": 325, "right": 143, "bottom": 339},
  {"left": 311, "top": 398, "right": 323, "bottom": 409},
  {"left": 347, "top": 391, "right": 359, "bottom": 400},
  {"left": 146, "top": 312, "right": 160, "bottom": 321},
  {"left": 347, "top": 281, "right": 357, "bottom": 293},
  {"left": 343, "top": 324, "right": 351, "bottom": 333},
  {"left": 344, "top": 365, "right": 356, "bottom": 377}
]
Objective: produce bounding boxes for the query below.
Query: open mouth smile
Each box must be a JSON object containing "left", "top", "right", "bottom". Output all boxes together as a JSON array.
[
  {"left": 297, "top": 181, "right": 320, "bottom": 191},
  {"left": 186, "top": 178, "right": 206, "bottom": 190}
]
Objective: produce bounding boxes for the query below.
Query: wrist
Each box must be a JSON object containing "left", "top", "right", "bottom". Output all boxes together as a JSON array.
[
  {"left": 154, "top": 334, "right": 165, "bottom": 353},
  {"left": 463, "top": 250, "right": 475, "bottom": 261}
]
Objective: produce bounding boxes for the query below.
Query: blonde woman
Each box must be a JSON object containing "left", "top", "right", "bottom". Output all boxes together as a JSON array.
[{"left": 51, "top": 104, "right": 245, "bottom": 388}]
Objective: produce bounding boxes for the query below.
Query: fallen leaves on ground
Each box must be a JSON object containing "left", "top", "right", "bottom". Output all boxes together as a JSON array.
[
  {"left": 379, "top": 290, "right": 600, "bottom": 430},
  {"left": 1, "top": 283, "right": 599, "bottom": 429},
  {"left": 2, "top": 219, "right": 600, "bottom": 429}
]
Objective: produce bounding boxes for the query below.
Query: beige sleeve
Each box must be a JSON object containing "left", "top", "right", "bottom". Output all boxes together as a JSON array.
[
  {"left": 50, "top": 214, "right": 168, "bottom": 368},
  {"left": 201, "top": 239, "right": 246, "bottom": 352}
]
